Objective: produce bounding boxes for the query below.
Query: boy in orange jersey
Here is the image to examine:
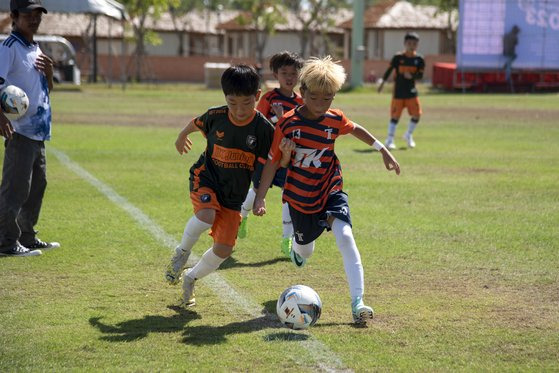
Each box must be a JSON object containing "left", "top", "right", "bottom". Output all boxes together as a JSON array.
[
  {"left": 253, "top": 56, "right": 400, "bottom": 325},
  {"left": 165, "top": 65, "right": 276, "bottom": 308},
  {"left": 239, "top": 51, "right": 304, "bottom": 258},
  {"left": 378, "top": 32, "right": 425, "bottom": 149}
]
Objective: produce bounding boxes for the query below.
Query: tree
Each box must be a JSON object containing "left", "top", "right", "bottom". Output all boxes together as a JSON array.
[
  {"left": 408, "top": 0, "right": 458, "bottom": 52},
  {"left": 120, "top": 0, "right": 180, "bottom": 81},
  {"left": 285, "top": 0, "right": 349, "bottom": 58},
  {"left": 231, "top": 0, "right": 286, "bottom": 66}
]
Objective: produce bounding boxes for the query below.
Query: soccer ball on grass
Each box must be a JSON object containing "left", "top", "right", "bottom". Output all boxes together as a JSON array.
[
  {"left": 276, "top": 285, "right": 322, "bottom": 330},
  {"left": 0, "top": 85, "right": 29, "bottom": 121}
]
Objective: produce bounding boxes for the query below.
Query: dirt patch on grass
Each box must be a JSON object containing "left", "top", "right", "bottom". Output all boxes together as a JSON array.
[
  {"left": 374, "top": 269, "right": 559, "bottom": 332},
  {"left": 53, "top": 113, "right": 193, "bottom": 128},
  {"left": 426, "top": 106, "right": 559, "bottom": 123}
]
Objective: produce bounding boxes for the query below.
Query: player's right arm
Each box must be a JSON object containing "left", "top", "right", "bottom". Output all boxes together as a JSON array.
[
  {"left": 378, "top": 56, "right": 397, "bottom": 93},
  {"left": 174, "top": 119, "right": 198, "bottom": 155},
  {"left": 0, "top": 111, "right": 14, "bottom": 140},
  {"left": 254, "top": 123, "right": 285, "bottom": 216},
  {"left": 0, "top": 45, "right": 15, "bottom": 139}
]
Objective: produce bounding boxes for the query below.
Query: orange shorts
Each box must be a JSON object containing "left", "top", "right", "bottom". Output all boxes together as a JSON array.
[
  {"left": 190, "top": 187, "right": 242, "bottom": 247},
  {"left": 391, "top": 97, "right": 422, "bottom": 119}
]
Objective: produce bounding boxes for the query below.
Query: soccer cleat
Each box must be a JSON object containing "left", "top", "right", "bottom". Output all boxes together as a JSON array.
[
  {"left": 165, "top": 246, "right": 191, "bottom": 285},
  {"left": 386, "top": 141, "right": 396, "bottom": 150},
  {"left": 352, "top": 297, "right": 374, "bottom": 325},
  {"left": 180, "top": 271, "right": 196, "bottom": 307},
  {"left": 280, "top": 237, "right": 292, "bottom": 258},
  {"left": 22, "top": 238, "right": 60, "bottom": 251},
  {"left": 0, "top": 242, "right": 42, "bottom": 257},
  {"left": 403, "top": 133, "right": 416, "bottom": 148},
  {"left": 290, "top": 247, "right": 306, "bottom": 268},
  {"left": 238, "top": 217, "right": 248, "bottom": 239}
]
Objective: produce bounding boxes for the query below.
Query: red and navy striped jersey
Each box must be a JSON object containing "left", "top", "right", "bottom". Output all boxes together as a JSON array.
[
  {"left": 269, "top": 107, "right": 355, "bottom": 214},
  {"left": 256, "top": 88, "right": 303, "bottom": 124},
  {"left": 190, "top": 105, "right": 274, "bottom": 210}
]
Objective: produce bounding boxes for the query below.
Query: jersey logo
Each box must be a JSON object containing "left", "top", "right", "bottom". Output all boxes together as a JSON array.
[
  {"left": 295, "top": 231, "right": 304, "bottom": 241},
  {"left": 246, "top": 135, "right": 256, "bottom": 149},
  {"left": 293, "top": 147, "right": 327, "bottom": 168},
  {"left": 292, "top": 129, "right": 301, "bottom": 139},
  {"left": 216, "top": 130, "right": 225, "bottom": 140},
  {"left": 324, "top": 128, "right": 333, "bottom": 139}
]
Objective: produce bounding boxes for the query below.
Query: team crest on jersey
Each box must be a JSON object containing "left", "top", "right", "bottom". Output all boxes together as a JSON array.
[
  {"left": 200, "top": 194, "right": 211, "bottom": 203},
  {"left": 216, "top": 130, "right": 225, "bottom": 140},
  {"left": 246, "top": 135, "right": 257, "bottom": 149}
]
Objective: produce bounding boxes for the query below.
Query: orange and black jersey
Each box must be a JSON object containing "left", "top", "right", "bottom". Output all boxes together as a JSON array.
[
  {"left": 269, "top": 107, "right": 355, "bottom": 214},
  {"left": 382, "top": 52, "right": 425, "bottom": 99},
  {"left": 256, "top": 88, "right": 304, "bottom": 124},
  {"left": 190, "top": 105, "right": 274, "bottom": 211}
]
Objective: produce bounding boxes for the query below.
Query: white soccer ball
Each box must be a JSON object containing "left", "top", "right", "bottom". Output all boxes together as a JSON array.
[
  {"left": 0, "top": 85, "right": 29, "bottom": 121},
  {"left": 276, "top": 285, "right": 322, "bottom": 330}
]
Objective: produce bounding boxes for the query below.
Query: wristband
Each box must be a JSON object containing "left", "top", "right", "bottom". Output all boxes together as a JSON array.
[{"left": 372, "top": 141, "right": 385, "bottom": 151}]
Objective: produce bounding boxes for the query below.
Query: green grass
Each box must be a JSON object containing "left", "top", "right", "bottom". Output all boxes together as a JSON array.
[{"left": 1, "top": 84, "right": 558, "bottom": 371}]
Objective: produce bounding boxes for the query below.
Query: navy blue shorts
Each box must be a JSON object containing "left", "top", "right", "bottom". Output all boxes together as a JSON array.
[
  {"left": 252, "top": 162, "right": 287, "bottom": 189},
  {"left": 289, "top": 191, "right": 352, "bottom": 245}
]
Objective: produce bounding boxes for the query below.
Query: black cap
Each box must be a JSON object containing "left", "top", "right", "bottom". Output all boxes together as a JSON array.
[
  {"left": 404, "top": 32, "right": 419, "bottom": 41},
  {"left": 10, "top": 0, "right": 48, "bottom": 14}
]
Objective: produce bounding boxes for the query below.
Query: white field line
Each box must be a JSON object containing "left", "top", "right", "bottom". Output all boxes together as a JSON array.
[{"left": 49, "top": 147, "right": 350, "bottom": 373}]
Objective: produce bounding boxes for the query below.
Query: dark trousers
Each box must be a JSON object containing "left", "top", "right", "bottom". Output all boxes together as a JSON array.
[{"left": 0, "top": 133, "right": 47, "bottom": 252}]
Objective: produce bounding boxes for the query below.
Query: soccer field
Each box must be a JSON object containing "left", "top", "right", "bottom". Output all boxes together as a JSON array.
[{"left": 1, "top": 84, "right": 557, "bottom": 371}]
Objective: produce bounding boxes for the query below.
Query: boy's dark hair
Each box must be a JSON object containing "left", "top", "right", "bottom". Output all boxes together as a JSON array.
[
  {"left": 404, "top": 32, "right": 420, "bottom": 41},
  {"left": 221, "top": 64, "right": 260, "bottom": 96},
  {"left": 269, "top": 51, "right": 304, "bottom": 73}
]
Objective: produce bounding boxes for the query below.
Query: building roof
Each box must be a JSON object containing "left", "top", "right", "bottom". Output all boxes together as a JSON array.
[
  {"left": 0, "top": 12, "right": 125, "bottom": 38},
  {"left": 339, "top": 0, "right": 457, "bottom": 30},
  {"left": 217, "top": 9, "right": 352, "bottom": 33},
  {"left": 143, "top": 10, "right": 238, "bottom": 34}
]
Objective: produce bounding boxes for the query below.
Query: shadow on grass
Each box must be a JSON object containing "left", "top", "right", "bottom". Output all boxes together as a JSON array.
[
  {"left": 219, "top": 256, "right": 288, "bottom": 270},
  {"left": 89, "top": 305, "right": 200, "bottom": 342},
  {"left": 181, "top": 300, "right": 311, "bottom": 345}
]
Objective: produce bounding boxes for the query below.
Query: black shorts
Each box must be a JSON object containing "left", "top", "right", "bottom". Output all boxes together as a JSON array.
[
  {"left": 289, "top": 191, "right": 352, "bottom": 245},
  {"left": 252, "top": 162, "right": 287, "bottom": 189}
]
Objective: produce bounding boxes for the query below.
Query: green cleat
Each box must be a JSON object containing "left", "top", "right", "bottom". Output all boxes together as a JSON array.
[
  {"left": 352, "top": 297, "right": 374, "bottom": 325},
  {"left": 238, "top": 217, "right": 248, "bottom": 239},
  {"left": 280, "top": 237, "right": 292, "bottom": 258},
  {"left": 290, "top": 247, "right": 306, "bottom": 268}
]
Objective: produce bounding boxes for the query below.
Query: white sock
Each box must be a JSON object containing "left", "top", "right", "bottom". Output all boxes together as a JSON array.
[
  {"left": 406, "top": 119, "right": 419, "bottom": 135},
  {"left": 387, "top": 119, "right": 398, "bottom": 142},
  {"left": 178, "top": 216, "right": 212, "bottom": 253},
  {"left": 241, "top": 188, "right": 256, "bottom": 218},
  {"left": 293, "top": 240, "right": 315, "bottom": 259},
  {"left": 281, "top": 202, "right": 293, "bottom": 239},
  {"left": 186, "top": 247, "right": 226, "bottom": 280},
  {"left": 332, "top": 218, "right": 364, "bottom": 299}
]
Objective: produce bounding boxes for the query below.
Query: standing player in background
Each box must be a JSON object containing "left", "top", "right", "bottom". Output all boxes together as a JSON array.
[
  {"left": 378, "top": 32, "right": 425, "bottom": 150},
  {"left": 165, "top": 65, "right": 275, "bottom": 308},
  {"left": 0, "top": 0, "right": 59, "bottom": 257},
  {"left": 253, "top": 56, "right": 401, "bottom": 325},
  {"left": 239, "top": 51, "right": 304, "bottom": 258}
]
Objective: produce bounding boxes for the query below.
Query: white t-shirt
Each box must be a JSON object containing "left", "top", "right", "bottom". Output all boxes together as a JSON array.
[{"left": 0, "top": 31, "right": 51, "bottom": 141}]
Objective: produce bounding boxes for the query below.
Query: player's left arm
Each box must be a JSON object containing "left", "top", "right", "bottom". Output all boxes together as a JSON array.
[
  {"left": 35, "top": 54, "right": 54, "bottom": 92},
  {"left": 351, "top": 122, "right": 400, "bottom": 175},
  {"left": 412, "top": 57, "right": 425, "bottom": 80}
]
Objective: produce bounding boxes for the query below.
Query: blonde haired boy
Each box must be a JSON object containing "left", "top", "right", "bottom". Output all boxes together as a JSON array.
[{"left": 253, "top": 56, "right": 400, "bottom": 324}]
